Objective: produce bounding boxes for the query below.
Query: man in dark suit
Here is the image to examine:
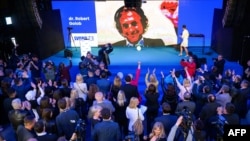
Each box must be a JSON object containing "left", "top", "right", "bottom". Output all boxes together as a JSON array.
[
  {"left": 113, "top": 6, "right": 165, "bottom": 47},
  {"left": 55, "top": 98, "right": 80, "bottom": 141},
  {"left": 16, "top": 115, "right": 37, "bottom": 141},
  {"left": 199, "top": 94, "right": 220, "bottom": 139},
  {"left": 213, "top": 54, "right": 225, "bottom": 75},
  {"left": 34, "top": 120, "right": 58, "bottom": 141},
  {"left": 154, "top": 102, "right": 178, "bottom": 136},
  {"left": 175, "top": 92, "right": 196, "bottom": 115},
  {"left": 112, "top": 38, "right": 165, "bottom": 47},
  {"left": 91, "top": 108, "right": 121, "bottom": 141},
  {"left": 120, "top": 74, "right": 140, "bottom": 102}
]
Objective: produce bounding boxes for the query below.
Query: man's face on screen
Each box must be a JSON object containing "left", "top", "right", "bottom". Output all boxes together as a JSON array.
[{"left": 119, "top": 10, "right": 144, "bottom": 44}]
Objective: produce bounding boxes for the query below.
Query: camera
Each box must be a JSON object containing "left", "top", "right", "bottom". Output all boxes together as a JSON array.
[
  {"left": 75, "top": 119, "right": 86, "bottom": 141},
  {"left": 176, "top": 107, "right": 193, "bottom": 131}
]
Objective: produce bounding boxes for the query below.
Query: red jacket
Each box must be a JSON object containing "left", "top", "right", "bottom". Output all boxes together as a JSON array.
[
  {"left": 180, "top": 60, "right": 196, "bottom": 77},
  {"left": 130, "top": 68, "right": 141, "bottom": 86}
]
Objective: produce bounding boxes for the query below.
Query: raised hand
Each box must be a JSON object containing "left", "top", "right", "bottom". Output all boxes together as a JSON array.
[
  {"left": 175, "top": 116, "right": 183, "bottom": 126},
  {"left": 160, "top": 71, "right": 164, "bottom": 78},
  {"left": 153, "top": 68, "right": 156, "bottom": 74}
]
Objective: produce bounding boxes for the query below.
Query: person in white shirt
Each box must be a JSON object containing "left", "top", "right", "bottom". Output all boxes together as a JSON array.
[
  {"left": 73, "top": 73, "right": 88, "bottom": 101},
  {"left": 179, "top": 25, "right": 189, "bottom": 57},
  {"left": 125, "top": 97, "right": 145, "bottom": 132}
]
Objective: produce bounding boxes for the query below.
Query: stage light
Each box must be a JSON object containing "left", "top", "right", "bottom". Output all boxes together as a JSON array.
[
  {"left": 11, "top": 37, "right": 17, "bottom": 46},
  {"left": 5, "top": 17, "right": 12, "bottom": 25},
  {"left": 136, "top": 45, "right": 141, "bottom": 51}
]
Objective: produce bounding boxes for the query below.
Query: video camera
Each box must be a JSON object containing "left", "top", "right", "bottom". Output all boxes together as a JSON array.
[
  {"left": 176, "top": 107, "right": 193, "bottom": 130},
  {"left": 75, "top": 119, "right": 86, "bottom": 141}
]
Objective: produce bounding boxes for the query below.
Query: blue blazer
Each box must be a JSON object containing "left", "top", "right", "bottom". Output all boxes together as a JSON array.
[{"left": 92, "top": 120, "right": 121, "bottom": 141}]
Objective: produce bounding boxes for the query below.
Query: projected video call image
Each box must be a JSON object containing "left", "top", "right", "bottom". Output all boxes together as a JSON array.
[{"left": 52, "top": 0, "right": 179, "bottom": 48}]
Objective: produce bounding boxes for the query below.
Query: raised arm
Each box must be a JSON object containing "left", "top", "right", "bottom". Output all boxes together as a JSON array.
[
  {"left": 36, "top": 81, "right": 45, "bottom": 105},
  {"left": 152, "top": 68, "right": 159, "bottom": 86},
  {"left": 171, "top": 69, "right": 182, "bottom": 89},
  {"left": 167, "top": 116, "right": 183, "bottom": 141},
  {"left": 184, "top": 67, "right": 192, "bottom": 82},
  {"left": 145, "top": 68, "right": 150, "bottom": 86},
  {"left": 133, "top": 61, "right": 141, "bottom": 85},
  {"left": 160, "top": 71, "right": 168, "bottom": 94}
]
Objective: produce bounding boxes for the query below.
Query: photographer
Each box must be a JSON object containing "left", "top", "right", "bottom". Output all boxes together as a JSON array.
[
  {"left": 98, "top": 43, "right": 113, "bottom": 68},
  {"left": 167, "top": 115, "right": 194, "bottom": 141},
  {"left": 213, "top": 54, "right": 225, "bottom": 75}
]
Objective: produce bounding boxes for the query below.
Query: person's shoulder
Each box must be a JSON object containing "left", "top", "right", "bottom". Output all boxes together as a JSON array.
[
  {"left": 67, "top": 108, "right": 79, "bottom": 115},
  {"left": 144, "top": 37, "right": 163, "bottom": 41},
  {"left": 112, "top": 40, "right": 126, "bottom": 47},
  {"left": 143, "top": 37, "right": 165, "bottom": 47}
]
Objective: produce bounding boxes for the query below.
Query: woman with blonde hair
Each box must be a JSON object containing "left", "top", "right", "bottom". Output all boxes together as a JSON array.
[
  {"left": 149, "top": 122, "right": 166, "bottom": 141},
  {"left": 110, "top": 75, "right": 123, "bottom": 102},
  {"left": 171, "top": 67, "right": 193, "bottom": 101},
  {"left": 116, "top": 90, "right": 127, "bottom": 106},
  {"left": 70, "top": 88, "right": 88, "bottom": 120},
  {"left": 73, "top": 73, "right": 88, "bottom": 101},
  {"left": 126, "top": 97, "right": 145, "bottom": 134},
  {"left": 145, "top": 68, "right": 159, "bottom": 92},
  {"left": 113, "top": 90, "right": 129, "bottom": 138},
  {"left": 69, "top": 88, "right": 79, "bottom": 108},
  {"left": 88, "top": 105, "right": 103, "bottom": 130}
]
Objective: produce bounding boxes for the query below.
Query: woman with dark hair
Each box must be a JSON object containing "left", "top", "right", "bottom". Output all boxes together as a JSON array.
[
  {"left": 57, "top": 58, "right": 72, "bottom": 85},
  {"left": 144, "top": 84, "right": 160, "bottom": 134},
  {"left": 193, "top": 119, "right": 206, "bottom": 141},
  {"left": 87, "top": 84, "right": 99, "bottom": 107},
  {"left": 87, "top": 105, "right": 102, "bottom": 130},
  {"left": 38, "top": 96, "right": 57, "bottom": 119},
  {"left": 112, "top": 90, "right": 129, "bottom": 139},
  {"left": 41, "top": 108, "right": 57, "bottom": 134},
  {"left": 110, "top": 75, "right": 122, "bottom": 102},
  {"left": 160, "top": 71, "right": 178, "bottom": 114}
]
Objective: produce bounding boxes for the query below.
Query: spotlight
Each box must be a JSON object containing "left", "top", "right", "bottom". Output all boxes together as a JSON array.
[
  {"left": 136, "top": 45, "right": 141, "bottom": 51},
  {"left": 5, "top": 17, "right": 12, "bottom": 25},
  {"left": 11, "top": 37, "right": 17, "bottom": 46}
]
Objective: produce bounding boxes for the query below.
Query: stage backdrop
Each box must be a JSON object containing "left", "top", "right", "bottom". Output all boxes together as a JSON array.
[{"left": 52, "top": 0, "right": 222, "bottom": 48}]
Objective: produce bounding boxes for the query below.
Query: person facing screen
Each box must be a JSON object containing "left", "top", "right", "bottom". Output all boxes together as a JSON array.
[{"left": 113, "top": 6, "right": 165, "bottom": 47}]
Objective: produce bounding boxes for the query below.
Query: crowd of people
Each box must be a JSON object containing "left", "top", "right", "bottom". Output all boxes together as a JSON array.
[{"left": 0, "top": 41, "right": 250, "bottom": 141}]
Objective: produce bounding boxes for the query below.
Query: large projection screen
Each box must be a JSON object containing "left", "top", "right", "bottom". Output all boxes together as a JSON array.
[{"left": 52, "top": 0, "right": 178, "bottom": 48}]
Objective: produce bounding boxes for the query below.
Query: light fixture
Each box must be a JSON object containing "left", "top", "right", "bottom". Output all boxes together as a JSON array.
[
  {"left": 5, "top": 17, "right": 12, "bottom": 25},
  {"left": 11, "top": 37, "right": 17, "bottom": 46}
]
